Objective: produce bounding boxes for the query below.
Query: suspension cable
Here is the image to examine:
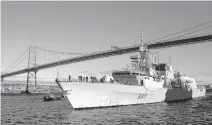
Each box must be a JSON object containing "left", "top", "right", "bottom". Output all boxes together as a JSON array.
[
  {"left": 34, "top": 46, "right": 82, "bottom": 55},
  {"left": 5, "top": 52, "right": 29, "bottom": 73},
  {"left": 145, "top": 20, "right": 212, "bottom": 44},
  {"left": 159, "top": 25, "right": 212, "bottom": 43},
  {"left": 2, "top": 47, "right": 30, "bottom": 73}
]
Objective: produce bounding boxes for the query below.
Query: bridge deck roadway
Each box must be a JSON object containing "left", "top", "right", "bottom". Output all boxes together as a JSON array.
[{"left": 1, "top": 35, "right": 212, "bottom": 78}]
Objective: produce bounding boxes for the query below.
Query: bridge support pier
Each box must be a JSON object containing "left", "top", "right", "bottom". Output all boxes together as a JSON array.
[
  {"left": 1, "top": 78, "right": 4, "bottom": 83},
  {"left": 35, "top": 71, "right": 37, "bottom": 87},
  {"left": 24, "top": 71, "right": 37, "bottom": 94},
  {"left": 22, "top": 46, "right": 37, "bottom": 94}
]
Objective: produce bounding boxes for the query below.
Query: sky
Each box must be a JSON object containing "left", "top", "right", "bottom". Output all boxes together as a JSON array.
[{"left": 1, "top": 1, "right": 212, "bottom": 82}]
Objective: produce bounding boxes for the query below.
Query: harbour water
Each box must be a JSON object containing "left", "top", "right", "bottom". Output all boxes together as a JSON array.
[{"left": 1, "top": 90, "right": 212, "bottom": 125}]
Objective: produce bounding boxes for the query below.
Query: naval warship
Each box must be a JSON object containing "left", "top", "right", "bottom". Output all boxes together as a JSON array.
[{"left": 55, "top": 41, "right": 206, "bottom": 109}]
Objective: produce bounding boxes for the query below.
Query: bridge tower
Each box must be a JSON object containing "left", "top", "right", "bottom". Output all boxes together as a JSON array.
[{"left": 23, "top": 46, "right": 37, "bottom": 94}]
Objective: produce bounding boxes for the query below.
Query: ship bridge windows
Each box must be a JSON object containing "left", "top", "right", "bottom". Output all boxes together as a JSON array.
[
  {"left": 153, "top": 63, "right": 168, "bottom": 71},
  {"left": 113, "top": 72, "right": 131, "bottom": 75},
  {"left": 132, "top": 73, "right": 147, "bottom": 76},
  {"left": 113, "top": 72, "right": 149, "bottom": 76}
]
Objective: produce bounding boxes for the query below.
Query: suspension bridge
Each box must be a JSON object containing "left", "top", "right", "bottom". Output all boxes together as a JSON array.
[{"left": 1, "top": 21, "right": 212, "bottom": 93}]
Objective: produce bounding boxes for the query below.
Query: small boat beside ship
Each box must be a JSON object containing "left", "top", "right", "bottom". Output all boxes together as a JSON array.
[
  {"left": 56, "top": 40, "right": 206, "bottom": 109},
  {"left": 43, "top": 93, "right": 66, "bottom": 101}
]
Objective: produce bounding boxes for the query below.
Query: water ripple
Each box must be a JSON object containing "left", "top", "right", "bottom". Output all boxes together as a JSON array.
[{"left": 1, "top": 92, "right": 212, "bottom": 125}]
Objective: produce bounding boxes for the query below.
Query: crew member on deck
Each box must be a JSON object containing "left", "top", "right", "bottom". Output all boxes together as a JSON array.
[
  {"left": 86, "top": 76, "right": 88, "bottom": 82},
  {"left": 69, "top": 75, "right": 71, "bottom": 82}
]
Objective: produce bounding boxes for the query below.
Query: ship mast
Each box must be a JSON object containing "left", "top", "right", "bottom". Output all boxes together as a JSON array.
[
  {"left": 139, "top": 27, "right": 150, "bottom": 75},
  {"left": 140, "top": 26, "right": 143, "bottom": 48}
]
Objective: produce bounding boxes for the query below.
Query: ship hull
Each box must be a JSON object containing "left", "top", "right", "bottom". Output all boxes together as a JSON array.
[{"left": 57, "top": 81, "right": 206, "bottom": 109}]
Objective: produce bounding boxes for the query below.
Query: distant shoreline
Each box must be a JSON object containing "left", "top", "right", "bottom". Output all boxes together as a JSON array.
[
  {"left": 1, "top": 92, "right": 47, "bottom": 96},
  {"left": 1, "top": 80, "right": 57, "bottom": 86},
  {"left": 1, "top": 91, "right": 64, "bottom": 96},
  {"left": 1, "top": 82, "right": 62, "bottom": 94}
]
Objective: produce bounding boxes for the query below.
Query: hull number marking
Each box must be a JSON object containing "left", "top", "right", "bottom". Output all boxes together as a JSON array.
[{"left": 137, "top": 93, "right": 147, "bottom": 99}]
